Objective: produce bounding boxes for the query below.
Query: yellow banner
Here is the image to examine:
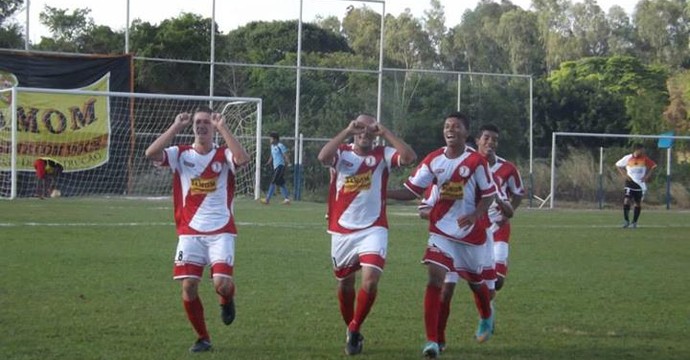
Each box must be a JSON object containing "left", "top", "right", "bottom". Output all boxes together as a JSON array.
[{"left": 0, "top": 73, "right": 111, "bottom": 172}]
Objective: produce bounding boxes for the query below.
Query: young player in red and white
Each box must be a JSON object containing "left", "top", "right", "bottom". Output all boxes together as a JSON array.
[
  {"left": 318, "top": 114, "right": 416, "bottom": 356},
  {"left": 145, "top": 106, "right": 250, "bottom": 353},
  {"left": 478, "top": 124, "right": 524, "bottom": 293},
  {"left": 388, "top": 112, "right": 496, "bottom": 359},
  {"left": 415, "top": 126, "right": 516, "bottom": 354},
  {"left": 615, "top": 144, "right": 656, "bottom": 228}
]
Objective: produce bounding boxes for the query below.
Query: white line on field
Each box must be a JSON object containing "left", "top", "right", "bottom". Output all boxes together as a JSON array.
[{"left": 0, "top": 221, "right": 327, "bottom": 228}]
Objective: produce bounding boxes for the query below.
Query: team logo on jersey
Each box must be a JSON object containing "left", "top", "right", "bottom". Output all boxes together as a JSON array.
[
  {"left": 439, "top": 181, "right": 464, "bottom": 200},
  {"left": 190, "top": 177, "right": 218, "bottom": 194},
  {"left": 211, "top": 161, "right": 222, "bottom": 173},
  {"left": 183, "top": 160, "right": 195, "bottom": 168},
  {"left": 434, "top": 168, "right": 445, "bottom": 174},
  {"left": 343, "top": 171, "right": 372, "bottom": 193},
  {"left": 365, "top": 156, "right": 376, "bottom": 167},
  {"left": 342, "top": 160, "right": 354, "bottom": 168},
  {"left": 458, "top": 165, "right": 470, "bottom": 177}
]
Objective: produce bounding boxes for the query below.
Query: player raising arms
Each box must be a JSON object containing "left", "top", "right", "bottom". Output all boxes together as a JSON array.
[
  {"left": 388, "top": 112, "right": 496, "bottom": 359},
  {"left": 318, "top": 114, "right": 416, "bottom": 356},
  {"left": 145, "top": 106, "right": 250, "bottom": 353}
]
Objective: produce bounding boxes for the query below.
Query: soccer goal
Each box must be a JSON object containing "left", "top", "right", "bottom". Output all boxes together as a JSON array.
[
  {"left": 0, "top": 87, "right": 262, "bottom": 200},
  {"left": 548, "top": 132, "right": 690, "bottom": 209}
]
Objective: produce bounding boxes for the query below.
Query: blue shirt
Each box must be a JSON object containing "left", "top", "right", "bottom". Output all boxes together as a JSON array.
[{"left": 271, "top": 143, "right": 288, "bottom": 169}]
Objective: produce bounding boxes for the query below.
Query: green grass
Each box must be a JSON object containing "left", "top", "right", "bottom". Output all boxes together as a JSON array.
[{"left": 1, "top": 198, "right": 689, "bottom": 359}]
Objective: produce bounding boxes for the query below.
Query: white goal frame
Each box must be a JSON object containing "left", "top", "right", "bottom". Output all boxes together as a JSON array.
[
  {"left": 549, "top": 132, "right": 690, "bottom": 209},
  {"left": 1, "top": 87, "right": 262, "bottom": 200}
]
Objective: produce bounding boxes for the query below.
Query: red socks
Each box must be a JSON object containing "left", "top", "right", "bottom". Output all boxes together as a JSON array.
[
  {"left": 438, "top": 299, "right": 451, "bottom": 343},
  {"left": 473, "top": 284, "right": 492, "bottom": 319},
  {"left": 338, "top": 287, "right": 356, "bottom": 325},
  {"left": 424, "top": 284, "right": 442, "bottom": 342},
  {"left": 183, "top": 297, "right": 209, "bottom": 340},
  {"left": 348, "top": 289, "right": 377, "bottom": 332}
]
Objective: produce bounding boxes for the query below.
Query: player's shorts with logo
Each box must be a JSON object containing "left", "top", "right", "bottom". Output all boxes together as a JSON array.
[
  {"left": 173, "top": 233, "right": 235, "bottom": 280},
  {"left": 330, "top": 226, "right": 387, "bottom": 279},
  {"left": 424, "top": 231, "right": 495, "bottom": 285}
]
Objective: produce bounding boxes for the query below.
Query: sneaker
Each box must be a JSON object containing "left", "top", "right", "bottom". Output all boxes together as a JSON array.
[
  {"left": 475, "top": 316, "right": 494, "bottom": 343},
  {"left": 631, "top": 222, "right": 637, "bottom": 229},
  {"left": 422, "top": 341, "right": 440, "bottom": 359},
  {"left": 221, "top": 299, "right": 235, "bottom": 325},
  {"left": 189, "top": 338, "right": 212, "bottom": 353},
  {"left": 622, "top": 220, "right": 630, "bottom": 228},
  {"left": 345, "top": 330, "right": 364, "bottom": 355},
  {"left": 282, "top": 198, "right": 291, "bottom": 205}
]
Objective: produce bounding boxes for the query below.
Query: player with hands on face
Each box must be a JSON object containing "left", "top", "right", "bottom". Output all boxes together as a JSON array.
[
  {"left": 145, "top": 106, "right": 250, "bottom": 353},
  {"left": 318, "top": 114, "right": 416, "bottom": 356}
]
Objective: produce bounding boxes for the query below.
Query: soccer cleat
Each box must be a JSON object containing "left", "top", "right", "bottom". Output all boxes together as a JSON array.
[
  {"left": 345, "top": 330, "right": 364, "bottom": 355},
  {"left": 221, "top": 299, "right": 236, "bottom": 325},
  {"left": 438, "top": 342, "right": 446, "bottom": 353},
  {"left": 631, "top": 222, "right": 637, "bottom": 229},
  {"left": 422, "top": 341, "right": 440, "bottom": 359},
  {"left": 475, "top": 316, "right": 494, "bottom": 343},
  {"left": 282, "top": 198, "right": 291, "bottom": 205},
  {"left": 622, "top": 220, "right": 630, "bottom": 228},
  {"left": 189, "top": 338, "right": 212, "bottom": 353}
]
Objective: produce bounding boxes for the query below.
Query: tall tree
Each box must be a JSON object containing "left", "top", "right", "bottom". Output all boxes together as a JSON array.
[
  {"left": 495, "top": 8, "right": 545, "bottom": 75},
  {"left": 606, "top": 5, "right": 635, "bottom": 56},
  {"left": 570, "top": 0, "right": 610, "bottom": 56},
  {"left": 634, "top": 0, "right": 689, "bottom": 67},
  {"left": 38, "top": 6, "right": 93, "bottom": 49},
  {"left": 423, "top": 0, "right": 446, "bottom": 63},
  {"left": 341, "top": 5, "right": 381, "bottom": 59},
  {"left": 129, "top": 13, "right": 218, "bottom": 93},
  {"left": 0, "top": 0, "right": 23, "bottom": 24}
]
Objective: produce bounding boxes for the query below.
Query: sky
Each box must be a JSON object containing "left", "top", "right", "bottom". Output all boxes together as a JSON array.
[{"left": 16, "top": 0, "right": 640, "bottom": 43}]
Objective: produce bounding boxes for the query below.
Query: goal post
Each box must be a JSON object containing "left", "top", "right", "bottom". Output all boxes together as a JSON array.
[
  {"left": 0, "top": 87, "right": 262, "bottom": 200},
  {"left": 549, "top": 132, "right": 690, "bottom": 209}
]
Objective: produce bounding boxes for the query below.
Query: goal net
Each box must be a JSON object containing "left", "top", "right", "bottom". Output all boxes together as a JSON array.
[
  {"left": 547, "top": 132, "right": 690, "bottom": 209},
  {"left": 0, "top": 87, "right": 262, "bottom": 200}
]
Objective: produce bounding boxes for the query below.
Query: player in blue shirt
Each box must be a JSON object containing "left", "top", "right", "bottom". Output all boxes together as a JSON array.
[{"left": 261, "top": 132, "right": 291, "bottom": 204}]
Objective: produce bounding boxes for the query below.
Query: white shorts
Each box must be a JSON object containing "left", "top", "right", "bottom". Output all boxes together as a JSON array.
[
  {"left": 424, "top": 231, "right": 495, "bottom": 284},
  {"left": 494, "top": 241, "right": 510, "bottom": 277},
  {"left": 330, "top": 226, "right": 387, "bottom": 279},
  {"left": 173, "top": 233, "right": 235, "bottom": 280}
]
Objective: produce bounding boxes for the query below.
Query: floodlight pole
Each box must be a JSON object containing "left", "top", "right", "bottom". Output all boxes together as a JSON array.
[
  {"left": 209, "top": 0, "right": 216, "bottom": 102},
  {"left": 294, "top": 0, "right": 304, "bottom": 200},
  {"left": 376, "top": 1, "right": 385, "bottom": 125},
  {"left": 529, "top": 76, "right": 533, "bottom": 207},
  {"left": 25, "top": 0, "right": 30, "bottom": 50},
  {"left": 125, "top": 0, "right": 130, "bottom": 53}
]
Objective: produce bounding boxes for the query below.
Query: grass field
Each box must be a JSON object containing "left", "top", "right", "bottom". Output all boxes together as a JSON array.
[{"left": 1, "top": 197, "right": 689, "bottom": 360}]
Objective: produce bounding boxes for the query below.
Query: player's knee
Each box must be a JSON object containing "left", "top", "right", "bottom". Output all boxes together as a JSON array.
[
  {"left": 181, "top": 279, "right": 200, "bottom": 300},
  {"left": 215, "top": 280, "right": 235, "bottom": 298}
]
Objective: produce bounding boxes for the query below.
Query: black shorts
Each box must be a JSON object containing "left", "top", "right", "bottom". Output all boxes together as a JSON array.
[
  {"left": 624, "top": 180, "right": 643, "bottom": 203},
  {"left": 271, "top": 165, "right": 286, "bottom": 186}
]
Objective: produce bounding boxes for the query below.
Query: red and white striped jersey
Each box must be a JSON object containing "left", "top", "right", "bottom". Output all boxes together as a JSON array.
[
  {"left": 487, "top": 172, "right": 510, "bottom": 224},
  {"left": 405, "top": 147, "right": 496, "bottom": 245},
  {"left": 327, "top": 144, "right": 401, "bottom": 234},
  {"left": 490, "top": 156, "right": 524, "bottom": 199},
  {"left": 159, "top": 145, "right": 239, "bottom": 236}
]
